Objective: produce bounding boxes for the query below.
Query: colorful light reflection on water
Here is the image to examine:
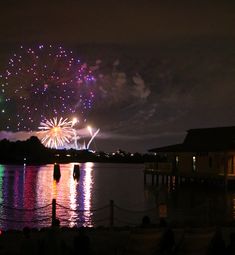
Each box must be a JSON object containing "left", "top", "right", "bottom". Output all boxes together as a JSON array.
[
  {"left": 82, "top": 162, "right": 94, "bottom": 227},
  {"left": 0, "top": 163, "right": 96, "bottom": 230},
  {"left": 0, "top": 162, "right": 159, "bottom": 230},
  {"left": 1, "top": 163, "right": 233, "bottom": 230}
]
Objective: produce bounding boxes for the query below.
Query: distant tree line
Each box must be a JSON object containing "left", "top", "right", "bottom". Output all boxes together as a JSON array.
[
  {"left": 0, "top": 136, "right": 53, "bottom": 164},
  {"left": 0, "top": 136, "right": 161, "bottom": 164}
]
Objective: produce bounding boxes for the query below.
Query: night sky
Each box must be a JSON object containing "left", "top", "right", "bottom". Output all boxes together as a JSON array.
[{"left": 0, "top": 0, "right": 235, "bottom": 152}]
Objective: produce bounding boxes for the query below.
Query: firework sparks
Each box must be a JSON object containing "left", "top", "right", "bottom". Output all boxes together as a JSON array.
[
  {"left": 0, "top": 45, "right": 96, "bottom": 131},
  {"left": 38, "top": 117, "right": 75, "bottom": 149},
  {"left": 87, "top": 128, "right": 100, "bottom": 150}
]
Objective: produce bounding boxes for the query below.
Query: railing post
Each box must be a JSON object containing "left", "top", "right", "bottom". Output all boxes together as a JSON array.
[
  {"left": 53, "top": 163, "right": 61, "bottom": 181},
  {"left": 151, "top": 173, "right": 155, "bottom": 185},
  {"left": 110, "top": 200, "right": 114, "bottom": 227},
  {"left": 52, "top": 199, "right": 56, "bottom": 226}
]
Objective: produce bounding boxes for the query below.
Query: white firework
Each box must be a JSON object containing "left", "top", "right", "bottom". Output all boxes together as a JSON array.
[
  {"left": 87, "top": 128, "right": 100, "bottom": 150},
  {"left": 38, "top": 117, "right": 75, "bottom": 149}
]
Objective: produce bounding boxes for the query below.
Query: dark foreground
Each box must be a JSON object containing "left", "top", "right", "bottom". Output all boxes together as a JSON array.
[{"left": 0, "top": 225, "right": 235, "bottom": 255}]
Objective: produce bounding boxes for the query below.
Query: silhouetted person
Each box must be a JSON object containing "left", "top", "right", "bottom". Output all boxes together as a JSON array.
[
  {"left": 43, "top": 218, "right": 66, "bottom": 255},
  {"left": 226, "top": 232, "right": 235, "bottom": 255},
  {"left": 207, "top": 227, "right": 226, "bottom": 255},
  {"left": 159, "top": 218, "right": 167, "bottom": 228},
  {"left": 20, "top": 227, "right": 36, "bottom": 255},
  {"left": 159, "top": 224, "right": 175, "bottom": 255},
  {"left": 72, "top": 227, "right": 90, "bottom": 255},
  {"left": 141, "top": 215, "right": 151, "bottom": 227}
]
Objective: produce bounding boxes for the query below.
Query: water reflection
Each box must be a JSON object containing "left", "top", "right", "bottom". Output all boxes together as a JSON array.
[
  {"left": 0, "top": 164, "right": 93, "bottom": 229},
  {"left": 68, "top": 165, "right": 78, "bottom": 227},
  {"left": 0, "top": 165, "right": 4, "bottom": 204},
  {"left": 36, "top": 163, "right": 94, "bottom": 227},
  {"left": 82, "top": 162, "right": 94, "bottom": 227},
  {"left": 52, "top": 164, "right": 78, "bottom": 226},
  {"left": 36, "top": 165, "right": 54, "bottom": 206},
  {"left": 0, "top": 165, "right": 3, "bottom": 223},
  {"left": 1, "top": 163, "right": 235, "bottom": 230}
]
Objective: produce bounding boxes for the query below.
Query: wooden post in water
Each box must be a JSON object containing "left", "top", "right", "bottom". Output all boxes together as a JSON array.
[
  {"left": 53, "top": 163, "right": 61, "bottom": 180},
  {"left": 164, "top": 175, "right": 167, "bottom": 184},
  {"left": 73, "top": 164, "right": 80, "bottom": 180},
  {"left": 175, "top": 175, "right": 178, "bottom": 186},
  {"left": 224, "top": 153, "right": 228, "bottom": 190},
  {"left": 161, "top": 174, "right": 165, "bottom": 184},
  {"left": 110, "top": 200, "right": 114, "bottom": 227},
  {"left": 151, "top": 173, "right": 155, "bottom": 185},
  {"left": 52, "top": 199, "right": 56, "bottom": 226},
  {"left": 170, "top": 175, "right": 173, "bottom": 188},
  {"left": 156, "top": 174, "right": 159, "bottom": 185}
]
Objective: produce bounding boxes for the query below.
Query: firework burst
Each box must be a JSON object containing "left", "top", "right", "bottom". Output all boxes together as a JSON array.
[
  {"left": 0, "top": 45, "right": 95, "bottom": 131},
  {"left": 38, "top": 117, "right": 75, "bottom": 149}
]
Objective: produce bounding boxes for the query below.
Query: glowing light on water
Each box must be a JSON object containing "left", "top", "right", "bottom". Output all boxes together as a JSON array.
[
  {"left": 83, "top": 162, "right": 94, "bottom": 226},
  {"left": 68, "top": 164, "right": 79, "bottom": 227},
  {"left": 0, "top": 166, "right": 3, "bottom": 204},
  {"left": 52, "top": 180, "right": 58, "bottom": 199},
  {"left": 0, "top": 166, "right": 3, "bottom": 220}
]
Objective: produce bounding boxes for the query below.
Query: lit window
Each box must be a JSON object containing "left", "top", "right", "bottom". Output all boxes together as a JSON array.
[
  {"left": 175, "top": 156, "right": 179, "bottom": 165},
  {"left": 192, "top": 156, "right": 196, "bottom": 172}
]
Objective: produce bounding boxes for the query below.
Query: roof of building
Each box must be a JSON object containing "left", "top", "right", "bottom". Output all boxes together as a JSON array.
[{"left": 149, "top": 126, "right": 235, "bottom": 153}]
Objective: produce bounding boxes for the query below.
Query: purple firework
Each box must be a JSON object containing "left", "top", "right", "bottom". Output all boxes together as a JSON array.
[{"left": 0, "top": 45, "right": 96, "bottom": 131}]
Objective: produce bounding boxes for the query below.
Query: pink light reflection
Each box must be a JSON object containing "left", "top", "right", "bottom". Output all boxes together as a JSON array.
[
  {"left": 68, "top": 164, "right": 79, "bottom": 227},
  {"left": 82, "top": 162, "right": 94, "bottom": 227}
]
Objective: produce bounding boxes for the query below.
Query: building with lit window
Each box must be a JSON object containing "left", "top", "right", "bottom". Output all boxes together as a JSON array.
[{"left": 147, "top": 126, "right": 235, "bottom": 180}]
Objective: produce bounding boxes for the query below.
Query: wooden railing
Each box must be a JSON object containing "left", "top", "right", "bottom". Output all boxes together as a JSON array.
[{"left": 145, "top": 162, "right": 173, "bottom": 174}]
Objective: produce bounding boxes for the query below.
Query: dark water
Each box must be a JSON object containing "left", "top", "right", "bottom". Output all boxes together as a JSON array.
[{"left": 0, "top": 163, "right": 234, "bottom": 230}]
